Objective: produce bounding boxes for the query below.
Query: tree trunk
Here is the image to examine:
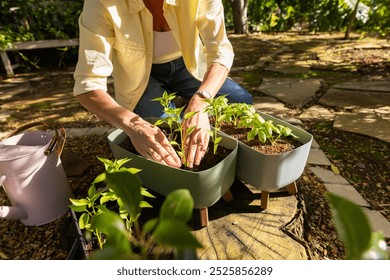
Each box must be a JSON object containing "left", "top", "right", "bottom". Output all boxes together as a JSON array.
[
  {"left": 232, "top": 0, "right": 249, "bottom": 34},
  {"left": 344, "top": 0, "right": 360, "bottom": 40}
]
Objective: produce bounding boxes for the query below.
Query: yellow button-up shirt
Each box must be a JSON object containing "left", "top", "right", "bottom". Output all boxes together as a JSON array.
[{"left": 73, "top": 0, "right": 234, "bottom": 111}]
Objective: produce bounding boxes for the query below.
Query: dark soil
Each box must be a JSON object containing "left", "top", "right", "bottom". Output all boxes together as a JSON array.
[
  {"left": 118, "top": 134, "right": 233, "bottom": 172},
  {"left": 219, "top": 121, "right": 302, "bottom": 155}
]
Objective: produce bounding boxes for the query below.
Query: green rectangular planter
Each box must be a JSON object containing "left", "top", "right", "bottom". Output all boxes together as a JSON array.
[
  {"left": 107, "top": 127, "right": 238, "bottom": 209},
  {"left": 234, "top": 112, "right": 313, "bottom": 191}
]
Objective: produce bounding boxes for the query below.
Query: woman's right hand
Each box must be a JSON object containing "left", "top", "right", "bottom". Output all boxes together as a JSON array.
[{"left": 125, "top": 116, "right": 182, "bottom": 168}]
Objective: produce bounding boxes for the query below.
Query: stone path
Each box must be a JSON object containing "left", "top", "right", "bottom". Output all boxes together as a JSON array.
[{"left": 245, "top": 41, "right": 390, "bottom": 238}]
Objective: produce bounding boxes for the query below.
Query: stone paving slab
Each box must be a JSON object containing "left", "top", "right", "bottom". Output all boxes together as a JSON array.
[
  {"left": 332, "top": 80, "right": 390, "bottom": 92},
  {"left": 361, "top": 208, "right": 390, "bottom": 238},
  {"left": 298, "top": 105, "right": 336, "bottom": 121},
  {"left": 307, "top": 148, "right": 332, "bottom": 166},
  {"left": 324, "top": 183, "right": 370, "bottom": 207},
  {"left": 252, "top": 96, "right": 291, "bottom": 116},
  {"left": 333, "top": 112, "right": 390, "bottom": 143},
  {"left": 265, "top": 61, "right": 312, "bottom": 75},
  {"left": 308, "top": 166, "right": 350, "bottom": 185},
  {"left": 257, "top": 78, "right": 322, "bottom": 108},
  {"left": 320, "top": 88, "right": 390, "bottom": 108}
]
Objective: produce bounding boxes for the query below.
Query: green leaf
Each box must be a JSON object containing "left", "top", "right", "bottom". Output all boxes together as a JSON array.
[
  {"left": 87, "top": 185, "right": 96, "bottom": 198},
  {"left": 120, "top": 167, "right": 142, "bottom": 175},
  {"left": 186, "top": 125, "right": 196, "bottom": 135},
  {"left": 361, "top": 232, "right": 389, "bottom": 260},
  {"left": 106, "top": 171, "right": 142, "bottom": 220},
  {"left": 69, "top": 198, "right": 89, "bottom": 207},
  {"left": 95, "top": 204, "right": 110, "bottom": 213},
  {"left": 115, "top": 158, "right": 132, "bottom": 168},
  {"left": 142, "top": 218, "right": 159, "bottom": 235},
  {"left": 79, "top": 212, "right": 90, "bottom": 229},
  {"left": 92, "top": 172, "right": 106, "bottom": 184},
  {"left": 141, "top": 187, "right": 156, "bottom": 198},
  {"left": 154, "top": 119, "right": 165, "bottom": 127},
  {"left": 327, "top": 193, "right": 372, "bottom": 259},
  {"left": 89, "top": 190, "right": 104, "bottom": 204},
  {"left": 90, "top": 211, "right": 131, "bottom": 256},
  {"left": 100, "top": 192, "right": 115, "bottom": 204},
  {"left": 159, "top": 189, "right": 194, "bottom": 222},
  {"left": 140, "top": 200, "right": 153, "bottom": 208},
  {"left": 89, "top": 245, "right": 130, "bottom": 260},
  {"left": 258, "top": 131, "right": 267, "bottom": 143},
  {"left": 184, "top": 111, "right": 197, "bottom": 120},
  {"left": 153, "top": 220, "right": 202, "bottom": 249},
  {"left": 68, "top": 204, "right": 86, "bottom": 212}
]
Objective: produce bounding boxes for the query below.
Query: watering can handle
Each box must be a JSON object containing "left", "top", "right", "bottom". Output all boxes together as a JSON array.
[{"left": 4, "top": 122, "right": 66, "bottom": 156}]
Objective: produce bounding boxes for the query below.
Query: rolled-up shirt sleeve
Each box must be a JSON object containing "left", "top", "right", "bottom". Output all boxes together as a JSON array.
[
  {"left": 73, "top": 0, "right": 115, "bottom": 96},
  {"left": 196, "top": 0, "right": 234, "bottom": 71}
]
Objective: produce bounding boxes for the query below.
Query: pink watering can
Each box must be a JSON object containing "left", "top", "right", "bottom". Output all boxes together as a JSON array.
[{"left": 0, "top": 122, "right": 72, "bottom": 226}]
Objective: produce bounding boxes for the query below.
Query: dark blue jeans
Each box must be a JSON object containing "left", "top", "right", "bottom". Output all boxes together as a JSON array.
[{"left": 134, "top": 56, "right": 252, "bottom": 118}]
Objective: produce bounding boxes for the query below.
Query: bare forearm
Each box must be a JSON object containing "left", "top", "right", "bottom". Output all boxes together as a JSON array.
[
  {"left": 198, "top": 63, "right": 229, "bottom": 97},
  {"left": 77, "top": 89, "right": 181, "bottom": 167},
  {"left": 77, "top": 89, "right": 137, "bottom": 130}
]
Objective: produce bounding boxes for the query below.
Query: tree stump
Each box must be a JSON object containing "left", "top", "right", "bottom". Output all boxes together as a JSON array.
[{"left": 190, "top": 179, "right": 307, "bottom": 260}]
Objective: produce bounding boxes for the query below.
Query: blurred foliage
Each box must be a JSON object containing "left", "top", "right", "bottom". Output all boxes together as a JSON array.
[
  {"left": 1, "top": 0, "right": 388, "bottom": 48},
  {"left": 327, "top": 193, "right": 389, "bottom": 260},
  {"left": 223, "top": 0, "right": 389, "bottom": 35},
  {"left": 0, "top": 0, "right": 83, "bottom": 50},
  {"left": 0, "top": 0, "right": 388, "bottom": 72}
]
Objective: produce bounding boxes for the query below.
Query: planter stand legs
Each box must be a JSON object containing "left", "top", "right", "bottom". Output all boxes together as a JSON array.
[
  {"left": 260, "top": 181, "right": 298, "bottom": 210},
  {"left": 199, "top": 208, "right": 209, "bottom": 227},
  {"left": 260, "top": 191, "right": 270, "bottom": 209},
  {"left": 286, "top": 181, "right": 298, "bottom": 195},
  {"left": 222, "top": 189, "right": 233, "bottom": 203},
  {"left": 199, "top": 189, "right": 233, "bottom": 227}
]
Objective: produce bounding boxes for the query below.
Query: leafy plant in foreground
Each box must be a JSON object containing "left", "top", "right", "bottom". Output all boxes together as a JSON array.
[
  {"left": 69, "top": 157, "right": 154, "bottom": 249},
  {"left": 70, "top": 157, "right": 202, "bottom": 259},
  {"left": 327, "top": 192, "right": 389, "bottom": 260},
  {"left": 90, "top": 187, "right": 202, "bottom": 260}
]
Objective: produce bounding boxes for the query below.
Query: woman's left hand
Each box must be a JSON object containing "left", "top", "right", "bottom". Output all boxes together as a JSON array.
[{"left": 182, "top": 96, "right": 210, "bottom": 168}]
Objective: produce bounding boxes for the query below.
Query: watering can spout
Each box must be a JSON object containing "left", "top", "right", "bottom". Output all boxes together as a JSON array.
[
  {"left": 0, "top": 175, "right": 27, "bottom": 220},
  {"left": 0, "top": 206, "right": 28, "bottom": 220},
  {"left": 0, "top": 175, "right": 5, "bottom": 186},
  {"left": 0, "top": 175, "right": 28, "bottom": 220}
]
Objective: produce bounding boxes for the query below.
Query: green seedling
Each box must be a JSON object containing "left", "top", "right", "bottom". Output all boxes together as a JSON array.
[
  {"left": 238, "top": 109, "right": 298, "bottom": 145},
  {"left": 223, "top": 102, "right": 254, "bottom": 127},
  {"left": 203, "top": 95, "right": 229, "bottom": 154},
  {"left": 152, "top": 91, "right": 197, "bottom": 167}
]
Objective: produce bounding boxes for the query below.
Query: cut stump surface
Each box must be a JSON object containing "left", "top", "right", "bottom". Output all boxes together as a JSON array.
[{"left": 190, "top": 179, "right": 307, "bottom": 260}]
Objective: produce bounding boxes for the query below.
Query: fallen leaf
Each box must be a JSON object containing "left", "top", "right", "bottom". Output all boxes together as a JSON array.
[
  {"left": 331, "top": 164, "right": 340, "bottom": 174},
  {"left": 0, "top": 251, "right": 9, "bottom": 259}
]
